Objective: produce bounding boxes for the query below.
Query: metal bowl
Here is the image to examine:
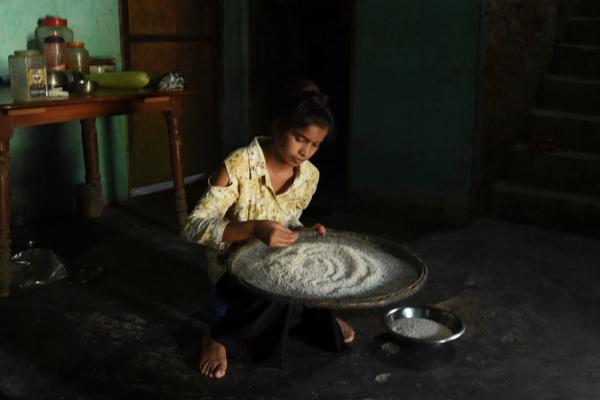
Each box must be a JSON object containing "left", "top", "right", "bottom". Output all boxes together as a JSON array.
[
  {"left": 73, "top": 79, "right": 98, "bottom": 95},
  {"left": 382, "top": 306, "right": 465, "bottom": 345},
  {"left": 62, "top": 70, "right": 85, "bottom": 91},
  {"left": 46, "top": 70, "right": 69, "bottom": 89}
]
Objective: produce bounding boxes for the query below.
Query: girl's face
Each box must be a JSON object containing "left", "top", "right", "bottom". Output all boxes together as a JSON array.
[{"left": 275, "top": 124, "right": 329, "bottom": 167}]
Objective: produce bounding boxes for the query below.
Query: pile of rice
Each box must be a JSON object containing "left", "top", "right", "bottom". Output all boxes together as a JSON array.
[{"left": 230, "top": 233, "right": 418, "bottom": 300}]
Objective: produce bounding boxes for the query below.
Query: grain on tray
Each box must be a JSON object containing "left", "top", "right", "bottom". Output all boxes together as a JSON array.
[{"left": 232, "top": 234, "right": 417, "bottom": 300}]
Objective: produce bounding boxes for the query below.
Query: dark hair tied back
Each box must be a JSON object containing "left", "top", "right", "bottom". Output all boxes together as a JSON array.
[{"left": 272, "top": 80, "right": 335, "bottom": 139}]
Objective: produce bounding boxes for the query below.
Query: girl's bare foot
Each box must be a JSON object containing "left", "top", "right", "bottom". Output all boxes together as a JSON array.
[
  {"left": 336, "top": 318, "right": 355, "bottom": 344},
  {"left": 199, "top": 336, "right": 227, "bottom": 379}
]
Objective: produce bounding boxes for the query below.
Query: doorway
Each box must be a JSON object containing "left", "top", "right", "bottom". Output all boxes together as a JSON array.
[{"left": 249, "top": 0, "right": 353, "bottom": 195}]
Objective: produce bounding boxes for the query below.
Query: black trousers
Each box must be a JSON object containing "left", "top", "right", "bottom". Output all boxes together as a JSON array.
[{"left": 211, "top": 274, "right": 345, "bottom": 367}]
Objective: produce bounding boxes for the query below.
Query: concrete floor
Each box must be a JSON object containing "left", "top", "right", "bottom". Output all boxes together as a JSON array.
[{"left": 1, "top": 187, "right": 599, "bottom": 400}]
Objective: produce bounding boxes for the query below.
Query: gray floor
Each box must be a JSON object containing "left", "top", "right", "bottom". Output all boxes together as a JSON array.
[{"left": 1, "top": 188, "right": 599, "bottom": 400}]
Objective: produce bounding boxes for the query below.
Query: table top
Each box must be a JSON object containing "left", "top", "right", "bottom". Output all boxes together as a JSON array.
[{"left": 0, "top": 87, "right": 201, "bottom": 111}]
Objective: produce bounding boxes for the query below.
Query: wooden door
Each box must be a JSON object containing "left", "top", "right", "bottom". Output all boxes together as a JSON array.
[{"left": 121, "top": 0, "right": 221, "bottom": 189}]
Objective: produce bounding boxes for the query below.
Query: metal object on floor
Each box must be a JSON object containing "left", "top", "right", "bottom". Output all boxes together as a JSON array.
[
  {"left": 382, "top": 306, "right": 465, "bottom": 345},
  {"left": 227, "top": 229, "right": 428, "bottom": 309}
]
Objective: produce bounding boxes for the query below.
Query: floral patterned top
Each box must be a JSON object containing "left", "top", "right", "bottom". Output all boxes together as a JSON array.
[{"left": 184, "top": 136, "right": 320, "bottom": 283}]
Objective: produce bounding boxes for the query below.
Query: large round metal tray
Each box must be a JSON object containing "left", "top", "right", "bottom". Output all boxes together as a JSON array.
[{"left": 226, "top": 229, "right": 428, "bottom": 309}]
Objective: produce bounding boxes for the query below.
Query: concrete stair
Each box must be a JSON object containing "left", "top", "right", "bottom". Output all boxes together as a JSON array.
[
  {"left": 490, "top": 181, "right": 600, "bottom": 234},
  {"left": 567, "top": 17, "right": 600, "bottom": 45},
  {"left": 540, "top": 74, "right": 600, "bottom": 114},
  {"left": 507, "top": 145, "right": 600, "bottom": 195},
  {"left": 553, "top": 43, "right": 600, "bottom": 78},
  {"left": 490, "top": 3, "right": 600, "bottom": 231},
  {"left": 580, "top": 0, "right": 600, "bottom": 17},
  {"left": 525, "top": 109, "right": 600, "bottom": 153}
]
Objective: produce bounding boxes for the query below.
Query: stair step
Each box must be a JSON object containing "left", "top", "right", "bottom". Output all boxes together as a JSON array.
[
  {"left": 553, "top": 43, "right": 600, "bottom": 79},
  {"left": 567, "top": 18, "right": 600, "bottom": 45},
  {"left": 526, "top": 108, "right": 600, "bottom": 152},
  {"left": 540, "top": 74, "right": 600, "bottom": 114},
  {"left": 507, "top": 145, "right": 600, "bottom": 195},
  {"left": 580, "top": 0, "right": 600, "bottom": 17},
  {"left": 490, "top": 181, "right": 600, "bottom": 232}
]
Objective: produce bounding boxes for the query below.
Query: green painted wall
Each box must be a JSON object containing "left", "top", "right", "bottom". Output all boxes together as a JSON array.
[
  {"left": 350, "top": 1, "right": 482, "bottom": 224},
  {"left": 221, "top": 0, "right": 251, "bottom": 154},
  {"left": 1, "top": 0, "right": 127, "bottom": 225}
]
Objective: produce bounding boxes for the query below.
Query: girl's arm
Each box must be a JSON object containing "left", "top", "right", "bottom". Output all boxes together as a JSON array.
[
  {"left": 210, "top": 165, "right": 298, "bottom": 247},
  {"left": 183, "top": 164, "right": 239, "bottom": 250},
  {"left": 185, "top": 164, "right": 298, "bottom": 249},
  {"left": 223, "top": 220, "right": 298, "bottom": 248}
]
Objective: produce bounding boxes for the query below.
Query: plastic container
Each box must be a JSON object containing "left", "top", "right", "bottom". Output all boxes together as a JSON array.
[
  {"left": 66, "top": 42, "right": 90, "bottom": 73},
  {"left": 44, "top": 35, "right": 67, "bottom": 71},
  {"left": 35, "top": 16, "right": 74, "bottom": 53},
  {"left": 8, "top": 50, "right": 48, "bottom": 101}
]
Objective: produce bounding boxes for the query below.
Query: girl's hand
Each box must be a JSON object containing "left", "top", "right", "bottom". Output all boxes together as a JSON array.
[
  {"left": 313, "top": 223, "right": 326, "bottom": 237},
  {"left": 254, "top": 221, "right": 299, "bottom": 248}
]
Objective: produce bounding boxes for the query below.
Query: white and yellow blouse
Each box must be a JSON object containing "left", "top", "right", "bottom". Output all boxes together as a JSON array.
[{"left": 184, "top": 136, "right": 320, "bottom": 283}]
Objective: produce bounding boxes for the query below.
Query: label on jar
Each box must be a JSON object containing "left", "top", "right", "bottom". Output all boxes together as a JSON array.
[{"left": 27, "top": 67, "right": 48, "bottom": 97}]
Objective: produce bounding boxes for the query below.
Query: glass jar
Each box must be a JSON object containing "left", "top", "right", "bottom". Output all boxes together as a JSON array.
[
  {"left": 8, "top": 50, "right": 48, "bottom": 101},
  {"left": 44, "top": 35, "right": 67, "bottom": 71},
  {"left": 35, "top": 16, "right": 74, "bottom": 53},
  {"left": 89, "top": 57, "right": 116, "bottom": 74},
  {"left": 66, "top": 42, "right": 90, "bottom": 73}
]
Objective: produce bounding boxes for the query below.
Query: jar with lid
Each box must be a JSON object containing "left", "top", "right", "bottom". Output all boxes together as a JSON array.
[
  {"left": 44, "top": 35, "right": 67, "bottom": 71},
  {"left": 35, "top": 16, "right": 74, "bottom": 53},
  {"left": 89, "top": 57, "right": 116, "bottom": 74},
  {"left": 8, "top": 50, "right": 48, "bottom": 101},
  {"left": 66, "top": 42, "right": 90, "bottom": 73}
]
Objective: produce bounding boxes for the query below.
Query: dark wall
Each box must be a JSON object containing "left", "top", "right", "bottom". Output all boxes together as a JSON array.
[
  {"left": 223, "top": 0, "right": 582, "bottom": 226},
  {"left": 350, "top": 0, "right": 482, "bottom": 224}
]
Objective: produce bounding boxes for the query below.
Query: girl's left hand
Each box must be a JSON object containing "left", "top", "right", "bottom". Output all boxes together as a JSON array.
[{"left": 313, "top": 223, "right": 326, "bottom": 237}]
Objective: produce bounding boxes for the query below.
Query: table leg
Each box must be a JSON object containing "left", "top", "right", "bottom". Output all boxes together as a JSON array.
[
  {"left": 0, "top": 139, "right": 11, "bottom": 297},
  {"left": 164, "top": 111, "right": 188, "bottom": 235},
  {"left": 80, "top": 119, "right": 104, "bottom": 218}
]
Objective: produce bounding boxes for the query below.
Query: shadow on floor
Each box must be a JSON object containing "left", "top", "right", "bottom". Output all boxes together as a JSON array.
[{"left": 1, "top": 187, "right": 600, "bottom": 399}]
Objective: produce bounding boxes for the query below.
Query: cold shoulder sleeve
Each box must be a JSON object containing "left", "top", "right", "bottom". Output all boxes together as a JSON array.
[{"left": 183, "top": 154, "right": 242, "bottom": 250}]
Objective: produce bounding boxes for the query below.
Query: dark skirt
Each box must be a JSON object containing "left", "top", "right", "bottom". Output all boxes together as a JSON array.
[{"left": 211, "top": 274, "right": 345, "bottom": 367}]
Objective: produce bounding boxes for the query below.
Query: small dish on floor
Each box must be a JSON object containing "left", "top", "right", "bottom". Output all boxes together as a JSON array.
[{"left": 381, "top": 306, "right": 465, "bottom": 346}]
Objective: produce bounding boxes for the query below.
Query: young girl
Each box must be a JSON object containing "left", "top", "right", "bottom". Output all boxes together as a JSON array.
[{"left": 184, "top": 81, "right": 354, "bottom": 379}]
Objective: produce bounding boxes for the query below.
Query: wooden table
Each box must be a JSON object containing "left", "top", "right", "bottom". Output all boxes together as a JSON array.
[{"left": 0, "top": 87, "right": 200, "bottom": 297}]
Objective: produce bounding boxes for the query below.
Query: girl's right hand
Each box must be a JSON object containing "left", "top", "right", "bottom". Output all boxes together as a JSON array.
[{"left": 254, "top": 221, "right": 299, "bottom": 248}]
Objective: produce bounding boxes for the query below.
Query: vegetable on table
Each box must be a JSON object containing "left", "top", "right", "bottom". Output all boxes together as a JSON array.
[{"left": 85, "top": 71, "right": 150, "bottom": 89}]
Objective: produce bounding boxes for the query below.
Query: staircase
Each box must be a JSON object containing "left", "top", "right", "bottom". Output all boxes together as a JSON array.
[{"left": 490, "top": 1, "right": 600, "bottom": 235}]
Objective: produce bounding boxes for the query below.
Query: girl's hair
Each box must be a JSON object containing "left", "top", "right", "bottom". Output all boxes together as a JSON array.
[{"left": 271, "top": 80, "right": 335, "bottom": 140}]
